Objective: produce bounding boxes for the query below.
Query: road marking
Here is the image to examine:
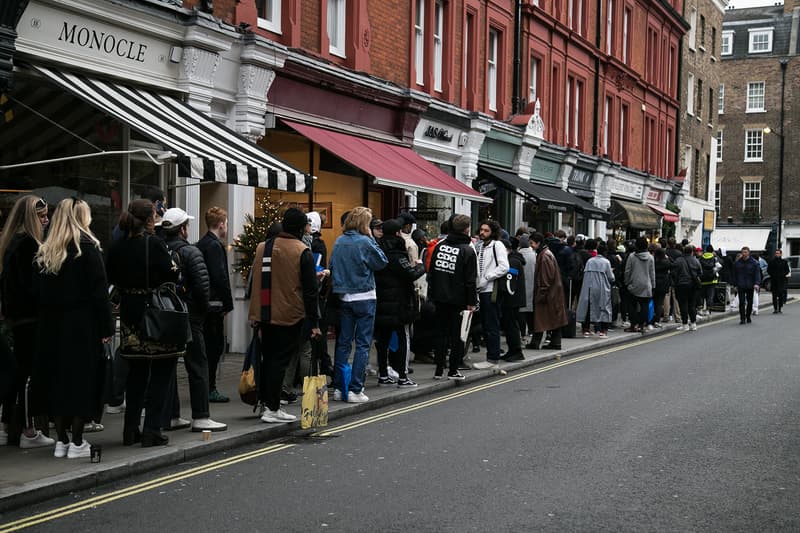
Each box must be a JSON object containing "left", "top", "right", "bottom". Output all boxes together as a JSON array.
[
  {"left": 0, "top": 309, "right": 766, "bottom": 531},
  {"left": 0, "top": 443, "right": 294, "bottom": 532}
]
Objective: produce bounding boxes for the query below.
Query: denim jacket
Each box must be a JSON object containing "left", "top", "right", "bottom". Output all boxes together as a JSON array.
[{"left": 330, "top": 230, "right": 388, "bottom": 295}]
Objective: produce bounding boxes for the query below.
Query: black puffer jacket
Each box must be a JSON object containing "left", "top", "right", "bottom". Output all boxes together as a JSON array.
[
  {"left": 375, "top": 235, "right": 425, "bottom": 327},
  {"left": 165, "top": 236, "right": 210, "bottom": 317}
]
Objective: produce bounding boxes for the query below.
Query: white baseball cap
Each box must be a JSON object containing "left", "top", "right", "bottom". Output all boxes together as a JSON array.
[{"left": 158, "top": 207, "right": 194, "bottom": 228}]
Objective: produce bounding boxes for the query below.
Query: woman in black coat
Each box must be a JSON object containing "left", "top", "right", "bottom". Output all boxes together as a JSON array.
[
  {"left": 374, "top": 219, "right": 425, "bottom": 387},
  {"left": 106, "top": 199, "right": 180, "bottom": 448},
  {"left": 0, "top": 195, "right": 53, "bottom": 449},
  {"left": 35, "top": 198, "right": 114, "bottom": 458},
  {"left": 652, "top": 247, "right": 672, "bottom": 327}
]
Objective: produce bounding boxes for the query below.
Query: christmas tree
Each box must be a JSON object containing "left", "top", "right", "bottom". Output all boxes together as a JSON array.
[{"left": 233, "top": 191, "right": 288, "bottom": 282}]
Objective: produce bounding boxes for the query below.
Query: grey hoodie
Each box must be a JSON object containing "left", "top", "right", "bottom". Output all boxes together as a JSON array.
[{"left": 624, "top": 251, "right": 655, "bottom": 298}]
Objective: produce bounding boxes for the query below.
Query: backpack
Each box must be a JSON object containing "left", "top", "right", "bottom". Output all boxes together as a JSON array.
[{"left": 699, "top": 256, "right": 717, "bottom": 282}]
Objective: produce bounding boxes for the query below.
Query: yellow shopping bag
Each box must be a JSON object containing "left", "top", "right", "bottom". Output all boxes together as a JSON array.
[{"left": 301, "top": 374, "right": 328, "bottom": 429}]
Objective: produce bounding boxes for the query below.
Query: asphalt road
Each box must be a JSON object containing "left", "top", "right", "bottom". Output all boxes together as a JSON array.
[{"left": 2, "top": 309, "right": 799, "bottom": 532}]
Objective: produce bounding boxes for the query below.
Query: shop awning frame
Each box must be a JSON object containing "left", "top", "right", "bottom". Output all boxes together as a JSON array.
[
  {"left": 610, "top": 199, "right": 662, "bottom": 229},
  {"left": 647, "top": 204, "right": 679, "bottom": 223},
  {"left": 283, "top": 120, "right": 491, "bottom": 204},
  {"left": 32, "top": 65, "right": 311, "bottom": 192}
]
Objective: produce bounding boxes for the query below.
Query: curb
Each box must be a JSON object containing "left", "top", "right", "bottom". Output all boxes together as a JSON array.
[{"left": 0, "top": 299, "right": 776, "bottom": 514}]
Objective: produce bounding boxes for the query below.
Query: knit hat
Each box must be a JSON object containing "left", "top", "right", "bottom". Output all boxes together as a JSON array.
[
  {"left": 382, "top": 218, "right": 403, "bottom": 236},
  {"left": 282, "top": 207, "right": 307, "bottom": 238},
  {"left": 616, "top": 244, "right": 626, "bottom": 253}
]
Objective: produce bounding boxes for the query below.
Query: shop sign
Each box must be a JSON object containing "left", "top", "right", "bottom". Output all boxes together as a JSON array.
[
  {"left": 646, "top": 189, "right": 663, "bottom": 202},
  {"left": 569, "top": 168, "right": 593, "bottom": 187},
  {"left": 703, "top": 209, "right": 715, "bottom": 232},
  {"left": 610, "top": 178, "right": 644, "bottom": 200},
  {"left": 544, "top": 202, "right": 568, "bottom": 213},
  {"left": 531, "top": 157, "right": 559, "bottom": 184},
  {"left": 410, "top": 209, "right": 441, "bottom": 221},
  {"left": 423, "top": 125, "right": 454, "bottom": 142}
]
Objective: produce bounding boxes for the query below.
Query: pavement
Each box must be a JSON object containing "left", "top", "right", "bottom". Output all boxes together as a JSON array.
[{"left": 0, "top": 296, "right": 779, "bottom": 513}]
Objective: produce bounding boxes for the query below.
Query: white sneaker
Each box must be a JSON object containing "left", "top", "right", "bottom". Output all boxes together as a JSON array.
[
  {"left": 54, "top": 441, "right": 68, "bottom": 458},
  {"left": 106, "top": 401, "right": 125, "bottom": 414},
  {"left": 347, "top": 391, "right": 369, "bottom": 403},
  {"left": 67, "top": 440, "right": 91, "bottom": 459},
  {"left": 333, "top": 389, "right": 344, "bottom": 401},
  {"left": 689, "top": 322, "right": 697, "bottom": 331},
  {"left": 676, "top": 325, "right": 686, "bottom": 331},
  {"left": 169, "top": 417, "right": 191, "bottom": 430},
  {"left": 20, "top": 430, "right": 56, "bottom": 449},
  {"left": 646, "top": 325, "right": 654, "bottom": 331},
  {"left": 0, "top": 429, "right": 8, "bottom": 445},
  {"left": 387, "top": 366, "right": 400, "bottom": 380},
  {"left": 191, "top": 418, "right": 227, "bottom": 432},
  {"left": 261, "top": 409, "right": 297, "bottom": 423}
]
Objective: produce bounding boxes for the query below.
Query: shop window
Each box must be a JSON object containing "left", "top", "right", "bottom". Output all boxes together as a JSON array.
[
  {"left": 256, "top": 0, "right": 281, "bottom": 34},
  {"left": 328, "top": 0, "right": 346, "bottom": 58}
]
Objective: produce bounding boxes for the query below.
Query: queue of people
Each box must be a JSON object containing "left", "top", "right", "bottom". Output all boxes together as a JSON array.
[{"left": 1, "top": 191, "right": 791, "bottom": 458}]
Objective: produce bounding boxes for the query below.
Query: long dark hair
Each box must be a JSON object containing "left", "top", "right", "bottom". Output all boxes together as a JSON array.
[{"left": 119, "top": 199, "right": 154, "bottom": 237}]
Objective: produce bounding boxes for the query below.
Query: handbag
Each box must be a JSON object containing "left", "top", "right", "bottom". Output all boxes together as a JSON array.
[
  {"left": 239, "top": 329, "right": 260, "bottom": 406},
  {"left": 139, "top": 235, "right": 192, "bottom": 347},
  {"left": 301, "top": 336, "right": 328, "bottom": 429}
]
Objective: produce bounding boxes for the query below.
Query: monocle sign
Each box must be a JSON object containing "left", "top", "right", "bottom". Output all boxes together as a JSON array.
[{"left": 15, "top": 0, "right": 179, "bottom": 87}]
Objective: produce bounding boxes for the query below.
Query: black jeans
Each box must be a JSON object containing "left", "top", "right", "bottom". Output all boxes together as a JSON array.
[
  {"left": 675, "top": 286, "right": 697, "bottom": 325},
  {"left": 632, "top": 296, "right": 650, "bottom": 329},
  {"left": 4, "top": 323, "right": 47, "bottom": 441},
  {"left": 433, "top": 303, "right": 465, "bottom": 373},
  {"left": 500, "top": 306, "right": 522, "bottom": 354},
  {"left": 652, "top": 289, "right": 667, "bottom": 324},
  {"left": 771, "top": 281, "right": 786, "bottom": 311},
  {"left": 203, "top": 312, "right": 225, "bottom": 392},
  {"left": 478, "top": 292, "right": 501, "bottom": 360},
  {"left": 738, "top": 287, "right": 755, "bottom": 319},
  {"left": 260, "top": 321, "right": 303, "bottom": 412},
  {"left": 163, "top": 318, "right": 211, "bottom": 422},
  {"left": 125, "top": 357, "right": 177, "bottom": 434},
  {"left": 375, "top": 325, "right": 408, "bottom": 380}
]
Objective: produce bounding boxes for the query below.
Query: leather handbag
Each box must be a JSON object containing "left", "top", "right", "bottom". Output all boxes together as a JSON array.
[{"left": 139, "top": 235, "right": 192, "bottom": 347}]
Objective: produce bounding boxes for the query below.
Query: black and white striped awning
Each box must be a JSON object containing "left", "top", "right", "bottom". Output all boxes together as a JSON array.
[{"left": 34, "top": 66, "right": 310, "bottom": 192}]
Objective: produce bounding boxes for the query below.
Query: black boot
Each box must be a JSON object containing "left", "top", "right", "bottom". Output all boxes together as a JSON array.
[
  {"left": 122, "top": 426, "right": 142, "bottom": 446},
  {"left": 141, "top": 431, "right": 169, "bottom": 448}
]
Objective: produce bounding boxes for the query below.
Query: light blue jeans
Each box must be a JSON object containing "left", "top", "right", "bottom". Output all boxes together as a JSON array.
[{"left": 334, "top": 299, "right": 377, "bottom": 394}]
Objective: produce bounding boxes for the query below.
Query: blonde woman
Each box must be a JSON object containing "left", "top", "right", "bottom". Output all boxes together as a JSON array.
[
  {"left": 328, "top": 207, "right": 388, "bottom": 403},
  {"left": 35, "top": 198, "right": 114, "bottom": 459},
  {"left": 0, "top": 195, "right": 53, "bottom": 449}
]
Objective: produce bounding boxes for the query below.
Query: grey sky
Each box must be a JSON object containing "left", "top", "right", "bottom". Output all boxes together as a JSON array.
[{"left": 728, "top": 0, "right": 783, "bottom": 8}]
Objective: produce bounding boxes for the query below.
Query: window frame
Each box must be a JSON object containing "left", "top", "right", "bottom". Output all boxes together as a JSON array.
[
  {"left": 606, "top": 0, "right": 614, "bottom": 55},
  {"left": 687, "top": 72, "right": 695, "bottom": 116},
  {"left": 256, "top": 0, "right": 282, "bottom": 34},
  {"left": 744, "top": 129, "right": 763, "bottom": 162},
  {"left": 529, "top": 55, "right": 539, "bottom": 104},
  {"left": 414, "top": 0, "right": 425, "bottom": 86},
  {"left": 327, "top": 0, "right": 347, "bottom": 58},
  {"left": 715, "top": 182, "right": 721, "bottom": 213},
  {"left": 742, "top": 181, "right": 761, "bottom": 213},
  {"left": 688, "top": 8, "right": 697, "bottom": 51},
  {"left": 487, "top": 28, "right": 499, "bottom": 112},
  {"left": 746, "top": 81, "right": 765, "bottom": 113},
  {"left": 748, "top": 28, "right": 773, "bottom": 54},
  {"left": 622, "top": 7, "right": 630, "bottom": 64},
  {"left": 718, "top": 83, "right": 725, "bottom": 114},
  {"left": 721, "top": 30, "right": 734, "bottom": 55},
  {"left": 433, "top": 0, "right": 444, "bottom": 92},
  {"left": 716, "top": 129, "right": 723, "bottom": 162}
]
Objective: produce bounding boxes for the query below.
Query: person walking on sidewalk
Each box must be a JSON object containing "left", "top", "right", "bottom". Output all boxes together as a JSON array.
[
  {"left": 0, "top": 195, "right": 54, "bottom": 449},
  {"left": 672, "top": 245, "right": 703, "bottom": 331},
  {"left": 767, "top": 249, "right": 790, "bottom": 314},
  {"left": 249, "top": 208, "right": 322, "bottom": 422},
  {"left": 475, "top": 220, "right": 509, "bottom": 366},
  {"left": 623, "top": 238, "right": 655, "bottom": 333},
  {"left": 196, "top": 207, "right": 234, "bottom": 404},
  {"left": 374, "top": 219, "right": 426, "bottom": 387},
  {"left": 329, "top": 207, "right": 388, "bottom": 403},
  {"left": 733, "top": 246, "right": 762, "bottom": 324},
  {"left": 576, "top": 240, "right": 614, "bottom": 337},
  {"left": 161, "top": 208, "right": 227, "bottom": 434},
  {"left": 34, "top": 199, "right": 114, "bottom": 459},
  {"left": 530, "top": 233, "right": 568, "bottom": 350},
  {"left": 427, "top": 215, "right": 478, "bottom": 379}
]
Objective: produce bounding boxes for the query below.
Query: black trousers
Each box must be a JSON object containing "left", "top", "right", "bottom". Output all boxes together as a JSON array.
[
  {"left": 771, "top": 281, "right": 786, "bottom": 311},
  {"left": 738, "top": 287, "right": 755, "bottom": 319},
  {"left": 652, "top": 289, "right": 667, "bottom": 325},
  {"left": 675, "top": 286, "right": 698, "bottom": 325},
  {"left": 3, "top": 323, "right": 47, "bottom": 442},
  {"left": 433, "top": 303, "right": 465, "bottom": 373},
  {"left": 260, "top": 321, "right": 303, "bottom": 412},
  {"left": 125, "top": 357, "right": 176, "bottom": 434},
  {"left": 632, "top": 296, "right": 650, "bottom": 328},
  {"left": 500, "top": 306, "right": 522, "bottom": 354},
  {"left": 375, "top": 325, "right": 408, "bottom": 380},
  {"left": 203, "top": 312, "right": 226, "bottom": 392},
  {"left": 163, "top": 318, "right": 211, "bottom": 423}
]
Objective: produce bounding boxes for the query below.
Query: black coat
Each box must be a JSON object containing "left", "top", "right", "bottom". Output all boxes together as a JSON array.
[
  {"left": 196, "top": 231, "right": 233, "bottom": 313},
  {"left": 37, "top": 236, "right": 114, "bottom": 417},
  {"left": 654, "top": 258, "right": 672, "bottom": 292},
  {"left": 1, "top": 233, "right": 40, "bottom": 325},
  {"left": 500, "top": 249, "right": 527, "bottom": 308},
  {"left": 767, "top": 257, "right": 790, "bottom": 288},
  {"left": 165, "top": 236, "right": 210, "bottom": 318},
  {"left": 375, "top": 235, "right": 425, "bottom": 327},
  {"left": 426, "top": 232, "right": 478, "bottom": 308}
]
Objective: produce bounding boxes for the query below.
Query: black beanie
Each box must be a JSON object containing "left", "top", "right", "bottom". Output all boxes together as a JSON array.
[
  {"left": 282, "top": 208, "right": 307, "bottom": 238},
  {"left": 382, "top": 218, "right": 403, "bottom": 236}
]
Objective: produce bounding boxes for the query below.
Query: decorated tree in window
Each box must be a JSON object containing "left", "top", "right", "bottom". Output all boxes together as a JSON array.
[{"left": 233, "top": 191, "right": 287, "bottom": 282}]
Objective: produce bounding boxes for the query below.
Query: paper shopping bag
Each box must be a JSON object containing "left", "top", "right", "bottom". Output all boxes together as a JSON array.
[{"left": 301, "top": 374, "right": 329, "bottom": 429}]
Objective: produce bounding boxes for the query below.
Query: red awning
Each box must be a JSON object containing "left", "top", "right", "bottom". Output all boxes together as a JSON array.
[
  {"left": 283, "top": 120, "right": 491, "bottom": 204},
  {"left": 648, "top": 204, "right": 679, "bottom": 223}
]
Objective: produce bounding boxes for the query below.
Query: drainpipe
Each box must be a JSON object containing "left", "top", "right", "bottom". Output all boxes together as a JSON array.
[
  {"left": 592, "top": 0, "right": 602, "bottom": 156},
  {"left": 512, "top": 0, "right": 522, "bottom": 114}
]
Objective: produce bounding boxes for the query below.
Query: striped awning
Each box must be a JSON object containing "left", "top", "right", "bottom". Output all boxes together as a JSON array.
[{"left": 34, "top": 66, "right": 309, "bottom": 192}]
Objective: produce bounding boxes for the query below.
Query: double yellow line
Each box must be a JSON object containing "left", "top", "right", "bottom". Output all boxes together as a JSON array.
[{"left": 0, "top": 322, "right": 715, "bottom": 531}]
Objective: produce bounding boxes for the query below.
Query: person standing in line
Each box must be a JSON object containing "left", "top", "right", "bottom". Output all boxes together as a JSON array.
[
  {"left": 196, "top": 207, "right": 234, "bottom": 404},
  {"left": 530, "top": 233, "right": 568, "bottom": 350},
  {"left": 698, "top": 245, "right": 721, "bottom": 315},
  {"left": 329, "top": 207, "right": 388, "bottom": 402},
  {"left": 35, "top": 198, "right": 115, "bottom": 459},
  {"left": 623, "top": 237, "right": 655, "bottom": 333},
  {"left": 0, "top": 195, "right": 54, "bottom": 449},
  {"left": 576, "top": 240, "right": 614, "bottom": 337},
  {"left": 767, "top": 249, "right": 790, "bottom": 313},
  {"left": 106, "top": 199, "right": 181, "bottom": 447},
  {"left": 249, "top": 208, "right": 322, "bottom": 422},
  {"left": 498, "top": 238, "right": 526, "bottom": 361},
  {"left": 517, "top": 234, "right": 536, "bottom": 345},
  {"left": 374, "top": 218, "right": 426, "bottom": 387},
  {"left": 652, "top": 247, "right": 672, "bottom": 328},
  {"left": 427, "top": 215, "right": 477, "bottom": 379},
  {"left": 397, "top": 212, "right": 419, "bottom": 263},
  {"left": 474, "top": 220, "right": 509, "bottom": 367},
  {"left": 161, "top": 208, "right": 227, "bottom": 433},
  {"left": 672, "top": 244, "right": 703, "bottom": 331},
  {"left": 733, "top": 246, "right": 762, "bottom": 324}
]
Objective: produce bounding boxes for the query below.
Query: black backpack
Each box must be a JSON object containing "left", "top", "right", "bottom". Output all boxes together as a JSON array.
[{"left": 699, "top": 256, "right": 717, "bottom": 282}]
